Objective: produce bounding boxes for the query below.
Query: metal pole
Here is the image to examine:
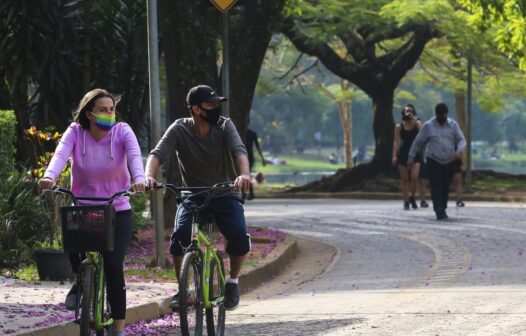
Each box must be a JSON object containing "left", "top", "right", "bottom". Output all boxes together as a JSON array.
[
  {"left": 147, "top": 0, "right": 165, "bottom": 268},
  {"left": 466, "top": 57, "right": 473, "bottom": 192},
  {"left": 222, "top": 11, "right": 230, "bottom": 117}
]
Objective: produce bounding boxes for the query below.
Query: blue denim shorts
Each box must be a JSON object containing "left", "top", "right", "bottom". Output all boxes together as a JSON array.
[{"left": 170, "top": 195, "right": 250, "bottom": 257}]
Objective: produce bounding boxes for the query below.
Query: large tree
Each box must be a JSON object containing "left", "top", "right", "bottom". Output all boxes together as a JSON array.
[
  {"left": 158, "top": 0, "right": 285, "bottom": 227},
  {"left": 280, "top": 0, "right": 441, "bottom": 184}
]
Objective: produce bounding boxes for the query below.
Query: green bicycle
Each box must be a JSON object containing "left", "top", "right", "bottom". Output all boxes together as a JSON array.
[
  {"left": 156, "top": 182, "right": 234, "bottom": 336},
  {"left": 46, "top": 187, "right": 132, "bottom": 336}
]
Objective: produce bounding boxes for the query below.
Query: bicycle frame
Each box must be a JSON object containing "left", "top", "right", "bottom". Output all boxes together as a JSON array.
[
  {"left": 157, "top": 182, "right": 233, "bottom": 310},
  {"left": 81, "top": 251, "right": 113, "bottom": 330},
  {"left": 192, "top": 221, "right": 227, "bottom": 309}
]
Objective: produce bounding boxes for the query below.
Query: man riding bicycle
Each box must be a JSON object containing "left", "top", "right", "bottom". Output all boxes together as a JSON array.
[{"left": 145, "top": 84, "right": 251, "bottom": 311}]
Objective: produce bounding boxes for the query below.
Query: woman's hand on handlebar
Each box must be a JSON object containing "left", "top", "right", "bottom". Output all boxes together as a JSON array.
[
  {"left": 234, "top": 174, "right": 251, "bottom": 193},
  {"left": 38, "top": 177, "right": 55, "bottom": 190},
  {"left": 131, "top": 183, "right": 146, "bottom": 193}
]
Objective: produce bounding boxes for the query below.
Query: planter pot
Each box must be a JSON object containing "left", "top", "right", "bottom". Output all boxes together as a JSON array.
[{"left": 33, "top": 248, "right": 74, "bottom": 281}]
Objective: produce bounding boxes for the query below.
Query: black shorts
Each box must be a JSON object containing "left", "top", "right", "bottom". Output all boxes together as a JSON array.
[
  {"left": 170, "top": 195, "right": 251, "bottom": 257},
  {"left": 397, "top": 153, "right": 422, "bottom": 167}
]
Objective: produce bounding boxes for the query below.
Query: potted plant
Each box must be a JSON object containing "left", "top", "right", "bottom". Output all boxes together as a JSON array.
[{"left": 32, "top": 195, "right": 71, "bottom": 281}]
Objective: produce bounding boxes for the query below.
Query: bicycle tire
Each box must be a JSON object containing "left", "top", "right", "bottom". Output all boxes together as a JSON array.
[
  {"left": 206, "top": 254, "right": 226, "bottom": 336},
  {"left": 80, "top": 265, "right": 94, "bottom": 336},
  {"left": 179, "top": 252, "right": 204, "bottom": 336}
]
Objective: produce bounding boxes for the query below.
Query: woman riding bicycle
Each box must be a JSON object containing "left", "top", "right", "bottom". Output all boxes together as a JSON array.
[
  {"left": 145, "top": 84, "right": 251, "bottom": 311},
  {"left": 38, "top": 89, "right": 145, "bottom": 336}
]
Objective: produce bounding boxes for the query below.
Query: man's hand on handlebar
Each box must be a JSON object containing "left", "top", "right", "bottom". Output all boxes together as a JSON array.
[
  {"left": 145, "top": 176, "right": 158, "bottom": 190},
  {"left": 234, "top": 174, "right": 251, "bottom": 193},
  {"left": 38, "top": 177, "right": 55, "bottom": 190}
]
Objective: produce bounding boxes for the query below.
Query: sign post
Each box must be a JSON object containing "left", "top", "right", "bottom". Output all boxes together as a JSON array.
[
  {"left": 210, "top": 0, "right": 239, "bottom": 118},
  {"left": 147, "top": 0, "right": 165, "bottom": 268}
]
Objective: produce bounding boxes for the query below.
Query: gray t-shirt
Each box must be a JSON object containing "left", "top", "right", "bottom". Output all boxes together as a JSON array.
[{"left": 150, "top": 117, "right": 248, "bottom": 194}]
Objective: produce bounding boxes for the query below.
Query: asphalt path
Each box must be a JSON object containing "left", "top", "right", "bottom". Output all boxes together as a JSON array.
[{"left": 223, "top": 199, "right": 526, "bottom": 336}]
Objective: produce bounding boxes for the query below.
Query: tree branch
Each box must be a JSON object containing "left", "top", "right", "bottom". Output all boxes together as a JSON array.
[
  {"left": 280, "top": 17, "right": 376, "bottom": 95},
  {"left": 277, "top": 52, "right": 304, "bottom": 80},
  {"left": 286, "top": 59, "right": 319, "bottom": 86}
]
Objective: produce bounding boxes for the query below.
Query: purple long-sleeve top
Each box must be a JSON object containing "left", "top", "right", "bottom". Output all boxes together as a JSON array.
[{"left": 44, "top": 122, "right": 145, "bottom": 211}]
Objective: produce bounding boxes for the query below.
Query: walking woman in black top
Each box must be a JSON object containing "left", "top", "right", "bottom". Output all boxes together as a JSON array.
[{"left": 392, "top": 104, "right": 428, "bottom": 210}]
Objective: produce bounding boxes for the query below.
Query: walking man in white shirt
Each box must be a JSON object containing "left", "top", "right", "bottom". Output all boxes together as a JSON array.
[{"left": 407, "top": 103, "right": 466, "bottom": 220}]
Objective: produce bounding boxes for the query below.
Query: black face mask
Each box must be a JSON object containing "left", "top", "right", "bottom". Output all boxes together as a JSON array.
[
  {"left": 402, "top": 114, "right": 413, "bottom": 121},
  {"left": 199, "top": 106, "right": 221, "bottom": 125},
  {"left": 436, "top": 115, "right": 448, "bottom": 124}
]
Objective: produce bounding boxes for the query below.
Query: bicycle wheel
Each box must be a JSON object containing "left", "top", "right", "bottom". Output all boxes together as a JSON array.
[
  {"left": 179, "top": 252, "right": 204, "bottom": 336},
  {"left": 206, "top": 254, "right": 225, "bottom": 336},
  {"left": 80, "top": 265, "right": 94, "bottom": 336}
]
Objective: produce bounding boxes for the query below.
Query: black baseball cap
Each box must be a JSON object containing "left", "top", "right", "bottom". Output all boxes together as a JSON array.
[{"left": 186, "top": 85, "right": 227, "bottom": 106}]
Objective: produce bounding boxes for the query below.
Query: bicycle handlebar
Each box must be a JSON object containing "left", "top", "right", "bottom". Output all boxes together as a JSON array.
[
  {"left": 42, "top": 186, "right": 133, "bottom": 205},
  {"left": 154, "top": 181, "right": 235, "bottom": 212}
]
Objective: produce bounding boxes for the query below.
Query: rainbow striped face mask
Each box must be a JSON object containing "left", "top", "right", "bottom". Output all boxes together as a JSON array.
[{"left": 91, "top": 112, "right": 116, "bottom": 132}]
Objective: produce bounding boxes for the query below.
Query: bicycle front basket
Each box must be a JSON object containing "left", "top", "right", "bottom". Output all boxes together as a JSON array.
[{"left": 60, "top": 204, "right": 115, "bottom": 252}]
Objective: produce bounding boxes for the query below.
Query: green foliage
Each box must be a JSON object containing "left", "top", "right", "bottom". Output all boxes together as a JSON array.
[
  {"left": 0, "top": 0, "right": 149, "bottom": 145},
  {"left": 457, "top": 0, "right": 526, "bottom": 69},
  {"left": 0, "top": 171, "right": 49, "bottom": 267},
  {"left": 12, "top": 263, "right": 39, "bottom": 281},
  {"left": 473, "top": 176, "right": 526, "bottom": 192},
  {"left": 131, "top": 192, "right": 149, "bottom": 239},
  {"left": 0, "top": 110, "right": 16, "bottom": 181}
]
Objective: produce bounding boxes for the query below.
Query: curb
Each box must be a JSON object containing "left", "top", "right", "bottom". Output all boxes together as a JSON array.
[
  {"left": 16, "top": 234, "right": 298, "bottom": 336},
  {"left": 257, "top": 191, "right": 526, "bottom": 203}
]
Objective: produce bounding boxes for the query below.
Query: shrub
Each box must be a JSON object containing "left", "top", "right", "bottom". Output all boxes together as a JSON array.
[
  {"left": 131, "top": 192, "right": 150, "bottom": 240},
  {"left": 0, "top": 171, "right": 49, "bottom": 267},
  {"left": 0, "top": 110, "right": 16, "bottom": 182}
]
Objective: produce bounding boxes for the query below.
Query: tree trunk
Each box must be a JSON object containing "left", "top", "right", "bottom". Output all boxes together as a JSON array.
[
  {"left": 371, "top": 90, "right": 395, "bottom": 170},
  {"left": 226, "top": 0, "right": 286, "bottom": 135},
  {"left": 344, "top": 106, "right": 352, "bottom": 168},
  {"left": 455, "top": 90, "right": 468, "bottom": 166},
  {"left": 338, "top": 80, "right": 352, "bottom": 168},
  {"left": 82, "top": 0, "right": 92, "bottom": 92},
  {"left": 159, "top": 0, "right": 218, "bottom": 124}
]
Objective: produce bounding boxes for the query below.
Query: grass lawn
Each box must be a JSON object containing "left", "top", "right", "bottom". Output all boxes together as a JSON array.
[
  {"left": 472, "top": 176, "right": 526, "bottom": 192},
  {"left": 254, "top": 153, "right": 345, "bottom": 174}
]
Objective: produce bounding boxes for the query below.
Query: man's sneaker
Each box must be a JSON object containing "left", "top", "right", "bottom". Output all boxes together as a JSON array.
[
  {"left": 456, "top": 199, "right": 465, "bottom": 207},
  {"left": 65, "top": 283, "right": 79, "bottom": 311},
  {"left": 224, "top": 283, "right": 240, "bottom": 310},
  {"left": 168, "top": 293, "right": 180, "bottom": 310},
  {"left": 403, "top": 201, "right": 410, "bottom": 210},
  {"left": 409, "top": 196, "right": 418, "bottom": 209},
  {"left": 420, "top": 200, "right": 429, "bottom": 208}
]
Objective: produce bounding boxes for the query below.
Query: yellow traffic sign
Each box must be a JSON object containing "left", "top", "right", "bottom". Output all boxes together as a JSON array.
[{"left": 210, "top": 0, "right": 239, "bottom": 12}]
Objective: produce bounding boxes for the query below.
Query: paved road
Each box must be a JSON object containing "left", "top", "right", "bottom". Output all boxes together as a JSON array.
[{"left": 225, "top": 199, "right": 526, "bottom": 336}]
